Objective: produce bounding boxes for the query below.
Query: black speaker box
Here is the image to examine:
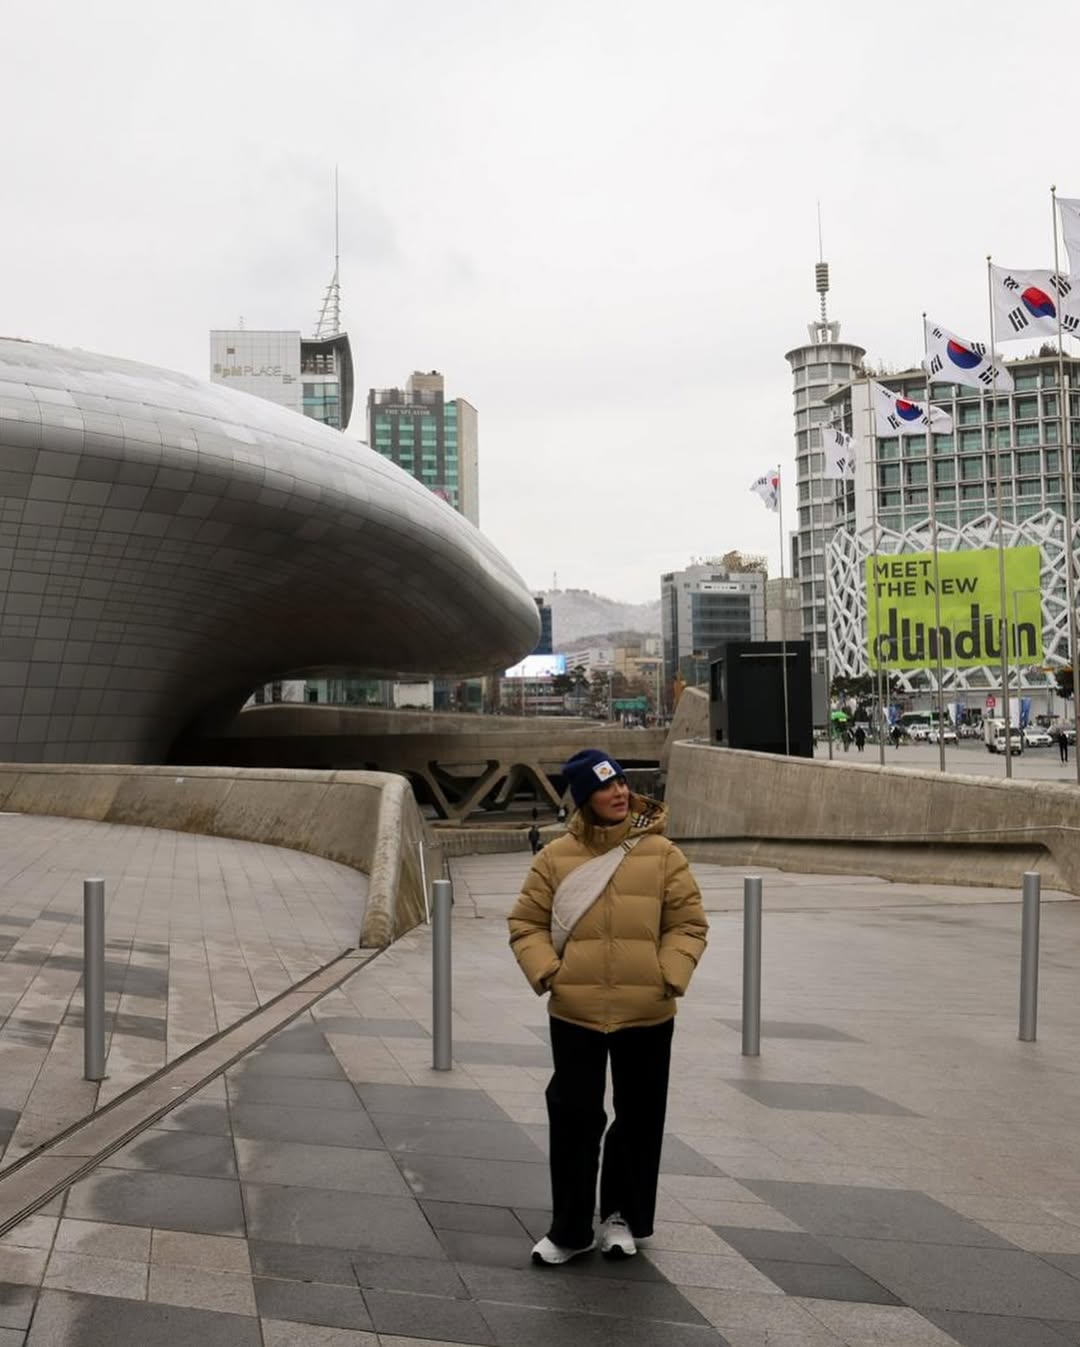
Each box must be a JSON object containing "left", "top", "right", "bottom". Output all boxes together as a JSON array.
[{"left": 708, "top": 641, "right": 814, "bottom": 758}]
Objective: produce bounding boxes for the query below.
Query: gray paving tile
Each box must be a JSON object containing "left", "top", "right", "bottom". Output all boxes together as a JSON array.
[
  {"left": 397, "top": 1152, "right": 551, "bottom": 1207},
  {"left": 752, "top": 1256, "right": 902, "bottom": 1303},
  {"left": 157, "top": 1102, "right": 231, "bottom": 1135},
  {"left": 259, "top": 1026, "right": 336, "bottom": 1054},
  {"left": 477, "top": 1301, "right": 728, "bottom": 1346},
  {"left": 26, "top": 1288, "right": 262, "bottom": 1346},
  {"left": 363, "top": 1287, "right": 495, "bottom": 1343},
  {"left": 450, "top": 1040, "right": 553, "bottom": 1067},
  {"left": 231, "top": 1050, "right": 346, "bottom": 1080},
  {"left": 316, "top": 1015, "right": 429, "bottom": 1038},
  {"left": 742, "top": 1181, "right": 1014, "bottom": 1246},
  {"left": 725, "top": 1079, "right": 917, "bottom": 1115},
  {"left": 661, "top": 1136, "right": 726, "bottom": 1177},
  {"left": 235, "top": 1138, "right": 409, "bottom": 1195},
  {"left": 713, "top": 1226, "right": 846, "bottom": 1264},
  {"left": 1043, "top": 1254, "right": 1080, "bottom": 1281},
  {"left": 1046, "top": 1323, "right": 1080, "bottom": 1344},
  {"left": 922, "top": 1309, "right": 1077, "bottom": 1346},
  {"left": 351, "top": 1250, "right": 468, "bottom": 1297},
  {"left": 372, "top": 1112, "right": 545, "bottom": 1162},
  {"left": 64, "top": 1009, "right": 166, "bottom": 1041},
  {"left": 107, "top": 1129, "right": 237, "bottom": 1179},
  {"left": 253, "top": 1278, "right": 372, "bottom": 1331},
  {"left": 0, "top": 1282, "right": 35, "bottom": 1330},
  {"left": 438, "top": 1228, "right": 537, "bottom": 1269},
  {"left": 243, "top": 1185, "right": 444, "bottom": 1257},
  {"left": 226, "top": 1076, "right": 362, "bottom": 1110},
  {"left": 421, "top": 1200, "right": 530, "bottom": 1237},
  {"left": 0, "top": 1111, "right": 17, "bottom": 1146},
  {"left": 0, "top": 1328, "right": 24, "bottom": 1346},
  {"left": 828, "top": 1237, "right": 1080, "bottom": 1317},
  {"left": 355, "top": 1082, "right": 510, "bottom": 1120},
  {"left": 716, "top": 1018, "right": 861, "bottom": 1041},
  {"left": 229, "top": 1101, "right": 380, "bottom": 1148},
  {"left": 248, "top": 1240, "right": 358, "bottom": 1287},
  {"left": 460, "top": 1262, "right": 710, "bottom": 1323},
  {"left": 64, "top": 1171, "right": 244, "bottom": 1235}
]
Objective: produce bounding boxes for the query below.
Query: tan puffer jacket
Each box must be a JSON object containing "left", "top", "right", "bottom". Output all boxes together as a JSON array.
[{"left": 507, "top": 795, "right": 708, "bottom": 1032}]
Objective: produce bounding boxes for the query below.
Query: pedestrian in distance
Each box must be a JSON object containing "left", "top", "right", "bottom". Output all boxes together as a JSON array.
[
  {"left": 854, "top": 725, "right": 866, "bottom": 753},
  {"left": 556, "top": 804, "right": 568, "bottom": 824},
  {"left": 1059, "top": 728, "right": 1069, "bottom": 764},
  {"left": 527, "top": 823, "right": 542, "bottom": 854},
  {"left": 891, "top": 724, "right": 902, "bottom": 750},
  {"left": 842, "top": 729, "right": 851, "bottom": 752},
  {"left": 508, "top": 749, "right": 708, "bottom": 1266}
]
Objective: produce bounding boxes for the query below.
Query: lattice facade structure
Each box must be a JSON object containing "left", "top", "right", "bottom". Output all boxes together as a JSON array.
[{"left": 828, "top": 511, "right": 1067, "bottom": 694}]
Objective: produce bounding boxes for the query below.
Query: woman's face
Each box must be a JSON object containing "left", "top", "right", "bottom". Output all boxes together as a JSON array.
[{"left": 590, "top": 776, "right": 630, "bottom": 825}]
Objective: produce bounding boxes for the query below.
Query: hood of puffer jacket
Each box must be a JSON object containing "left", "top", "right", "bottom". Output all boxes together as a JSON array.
[{"left": 567, "top": 792, "right": 668, "bottom": 853}]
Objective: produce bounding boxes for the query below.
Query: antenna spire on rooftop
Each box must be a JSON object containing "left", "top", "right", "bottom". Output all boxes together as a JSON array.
[
  {"left": 314, "top": 165, "right": 342, "bottom": 339},
  {"left": 809, "top": 201, "right": 838, "bottom": 344}
]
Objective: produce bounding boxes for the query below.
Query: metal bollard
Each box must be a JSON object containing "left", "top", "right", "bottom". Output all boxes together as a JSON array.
[
  {"left": 432, "top": 878, "right": 453, "bottom": 1070},
  {"left": 83, "top": 878, "right": 106, "bottom": 1081},
  {"left": 742, "top": 875, "right": 762, "bottom": 1057},
  {"left": 1019, "top": 871, "right": 1041, "bottom": 1042}
]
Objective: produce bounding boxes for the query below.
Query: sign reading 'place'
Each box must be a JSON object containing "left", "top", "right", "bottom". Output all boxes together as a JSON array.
[{"left": 865, "top": 546, "right": 1043, "bottom": 670}]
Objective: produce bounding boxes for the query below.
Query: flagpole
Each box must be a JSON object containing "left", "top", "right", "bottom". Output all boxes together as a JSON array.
[
  {"left": 1051, "top": 187, "right": 1080, "bottom": 785},
  {"left": 986, "top": 257, "right": 1014, "bottom": 778},
  {"left": 867, "top": 379, "right": 887, "bottom": 765},
  {"left": 809, "top": 455, "right": 834, "bottom": 759},
  {"left": 776, "top": 465, "right": 791, "bottom": 756},
  {"left": 922, "top": 315, "right": 949, "bottom": 773}
]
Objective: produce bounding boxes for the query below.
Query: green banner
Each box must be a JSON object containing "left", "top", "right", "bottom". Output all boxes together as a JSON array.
[{"left": 866, "top": 546, "right": 1043, "bottom": 670}]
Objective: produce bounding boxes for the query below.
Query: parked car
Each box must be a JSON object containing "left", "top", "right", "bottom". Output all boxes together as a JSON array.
[
  {"left": 990, "top": 732, "right": 1022, "bottom": 755},
  {"left": 928, "top": 726, "right": 958, "bottom": 745},
  {"left": 908, "top": 723, "right": 931, "bottom": 742},
  {"left": 1022, "top": 726, "right": 1053, "bottom": 748}
]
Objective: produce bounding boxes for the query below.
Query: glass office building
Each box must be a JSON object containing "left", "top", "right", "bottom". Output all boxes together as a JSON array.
[{"left": 210, "top": 330, "right": 354, "bottom": 431}]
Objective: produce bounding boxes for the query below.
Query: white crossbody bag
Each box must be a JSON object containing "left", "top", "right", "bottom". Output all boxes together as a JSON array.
[{"left": 550, "top": 837, "right": 642, "bottom": 956}]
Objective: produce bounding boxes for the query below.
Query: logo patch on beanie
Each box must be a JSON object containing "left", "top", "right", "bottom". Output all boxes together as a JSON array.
[{"left": 592, "top": 760, "right": 617, "bottom": 782}]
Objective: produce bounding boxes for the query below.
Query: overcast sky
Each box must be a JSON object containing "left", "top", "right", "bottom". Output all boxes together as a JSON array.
[{"left": 4, "top": 1, "right": 1076, "bottom": 602}]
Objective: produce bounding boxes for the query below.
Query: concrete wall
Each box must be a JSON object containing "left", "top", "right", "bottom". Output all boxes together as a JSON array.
[
  {"left": 0, "top": 765, "right": 437, "bottom": 948},
  {"left": 662, "top": 686, "right": 708, "bottom": 767},
  {"left": 665, "top": 740, "right": 1080, "bottom": 894}
]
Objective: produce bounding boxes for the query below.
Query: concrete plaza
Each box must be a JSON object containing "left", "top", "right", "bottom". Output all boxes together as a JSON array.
[{"left": 2, "top": 840, "right": 1080, "bottom": 1344}]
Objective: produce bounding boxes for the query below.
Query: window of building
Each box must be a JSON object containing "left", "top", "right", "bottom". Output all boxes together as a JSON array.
[
  {"left": 906, "top": 488, "right": 928, "bottom": 505},
  {"left": 958, "top": 403, "right": 982, "bottom": 426},
  {"left": 905, "top": 435, "right": 927, "bottom": 457},
  {"left": 1015, "top": 423, "right": 1040, "bottom": 447},
  {"left": 879, "top": 463, "right": 900, "bottom": 487},
  {"left": 959, "top": 429, "right": 982, "bottom": 451},
  {"left": 1015, "top": 396, "right": 1039, "bottom": 420},
  {"left": 1044, "top": 393, "right": 1059, "bottom": 416},
  {"left": 935, "top": 483, "right": 957, "bottom": 501},
  {"left": 877, "top": 439, "right": 899, "bottom": 460},
  {"left": 1043, "top": 368, "right": 1059, "bottom": 387},
  {"left": 1017, "top": 478, "right": 1041, "bottom": 496},
  {"left": 959, "top": 456, "right": 983, "bottom": 480},
  {"left": 961, "top": 483, "right": 985, "bottom": 500},
  {"left": 907, "top": 461, "right": 928, "bottom": 485},
  {"left": 1045, "top": 420, "right": 1060, "bottom": 443},
  {"left": 1017, "top": 501, "right": 1042, "bottom": 521},
  {"left": 807, "top": 364, "right": 829, "bottom": 380},
  {"left": 934, "top": 459, "right": 955, "bottom": 482},
  {"left": 1015, "top": 450, "right": 1040, "bottom": 475},
  {"left": 932, "top": 433, "right": 954, "bottom": 454},
  {"left": 1046, "top": 449, "right": 1061, "bottom": 471},
  {"left": 990, "top": 426, "right": 1011, "bottom": 448},
  {"left": 937, "top": 507, "right": 957, "bottom": 527},
  {"left": 1014, "top": 371, "right": 1039, "bottom": 390},
  {"left": 879, "top": 490, "right": 900, "bottom": 508}
]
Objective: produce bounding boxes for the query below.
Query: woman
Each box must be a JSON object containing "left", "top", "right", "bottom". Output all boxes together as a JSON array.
[{"left": 508, "top": 748, "right": 708, "bottom": 1265}]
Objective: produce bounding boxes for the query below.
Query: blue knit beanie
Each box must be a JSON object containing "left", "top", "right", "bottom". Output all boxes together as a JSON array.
[{"left": 562, "top": 749, "right": 625, "bottom": 809}]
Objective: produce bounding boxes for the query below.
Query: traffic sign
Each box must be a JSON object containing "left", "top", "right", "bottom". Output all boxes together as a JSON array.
[{"left": 985, "top": 695, "right": 996, "bottom": 710}]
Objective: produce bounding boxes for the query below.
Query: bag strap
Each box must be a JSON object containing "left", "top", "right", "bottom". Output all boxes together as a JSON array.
[{"left": 550, "top": 836, "right": 642, "bottom": 956}]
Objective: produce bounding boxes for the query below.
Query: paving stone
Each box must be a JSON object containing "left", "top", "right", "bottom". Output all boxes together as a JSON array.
[
  {"left": 448, "top": 1040, "right": 553, "bottom": 1067},
  {"left": 26, "top": 1288, "right": 263, "bottom": 1346},
  {"left": 713, "top": 1226, "right": 848, "bottom": 1264},
  {"left": 232, "top": 1050, "right": 347, "bottom": 1080},
  {"left": 235, "top": 1138, "right": 410, "bottom": 1195},
  {"left": 644, "top": 1250, "right": 781, "bottom": 1293},
  {"left": 437, "top": 1228, "right": 537, "bottom": 1269},
  {"left": 64, "top": 1171, "right": 245, "bottom": 1236},
  {"left": 476, "top": 1300, "right": 728, "bottom": 1346},
  {"left": 254, "top": 1277, "right": 372, "bottom": 1330},
  {"left": 229, "top": 1101, "right": 381, "bottom": 1148},
  {"left": 661, "top": 1136, "right": 727, "bottom": 1177},
  {"left": 396, "top": 1153, "right": 551, "bottom": 1207},
  {"left": 55, "top": 1218, "right": 150, "bottom": 1261},
  {"left": 0, "top": 1282, "right": 36, "bottom": 1330},
  {"left": 716, "top": 1019, "right": 861, "bottom": 1041},
  {"left": 150, "top": 1230, "right": 251, "bottom": 1273},
  {"left": 354, "top": 1083, "right": 510, "bottom": 1120},
  {"left": 0, "top": 1111, "right": 17, "bottom": 1146},
  {"left": 373, "top": 1113, "right": 545, "bottom": 1163},
  {"left": 155, "top": 1102, "right": 232, "bottom": 1135},
  {"left": 754, "top": 1255, "right": 902, "bottom": 1302},
  {"left": 460, "top": 1262, "right": 710, "bottom": 1323},
  {"left": 922, "top": 1309, "right": 1077, "bottom": 1346},
  {"left": 828, "top": 1236, "right": 1080, "bottom": 1317},
  {"left": 226, "top": 1076, "right": 363, "bottom": 1110},
  {"left": 724, "top": 1080, "right": 917, "bottom": 1116},
  {"left": 243, "top": 1186, "right": 445, "bottom": 1258},
  {"left": 104, "top": 1128, "right": 237, "bottom": 1179},
  {"left": 258, "top": 1027, "right": 335, "bottom": 1054},
  {"left": 261, "top": 1321, "right": 378, "bottom": 1347},
  {"left": 421, "top": 1200, "right": 530, "bottom": 1237},
  {"left": 249, "top": 1240, "right": 359, "bottom": 1287},
  {"left": 148, "top": 1264, "right": 257, "bottom": 1315},
  {"left": 742, "top": 1182, "right": 1014, "bottom": 1246},
  {"left": 314, "top": 1016, "right": 429, "bottom": 1039},
  {"left": 362, "top": 1288, "right": 495, "bottom": 1343},
  {"left": 351, "top": 1250, "right": 468, "bottom": 1297}
]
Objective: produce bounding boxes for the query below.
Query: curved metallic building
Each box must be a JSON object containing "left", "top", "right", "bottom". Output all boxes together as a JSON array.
[{"left": 0, "top": 339, "right": 539, "bottom": 763}]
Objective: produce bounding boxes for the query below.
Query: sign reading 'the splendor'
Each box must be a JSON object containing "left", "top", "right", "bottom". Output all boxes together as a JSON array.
[{"left": 865, "top": 547, "right": 1043, "bottom": 670}]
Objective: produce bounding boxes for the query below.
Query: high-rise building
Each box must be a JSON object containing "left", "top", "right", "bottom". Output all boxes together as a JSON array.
[
  {"left": 367, "top": 372, "right": 479, "bottom": 525},
  {"left": 821, "top": 352, "right": 1079, "bottom": 705},
  {"left": 766, "top": 577, "right": 802, "bottom": 642},
  {"left": 660, "top": 563, "right": 767, "bottom": 692},
  {"left": 784, "top": 263, "right": 865, "bottom": 673},
  {"left": 532, "top": 596, "right": 553, "bottom": 655},
  {"left": 209, "top": 330, "right": 354, "bottom": 430}
]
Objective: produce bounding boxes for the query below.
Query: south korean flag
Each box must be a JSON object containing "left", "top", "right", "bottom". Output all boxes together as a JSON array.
[
  {"left": 990, "top": 266, "right": 1080, "bottom": 339},
  {"left": 924, "top": 318, "right": 1014, "bottom": 392},
  {"left": 870, "top": 381, "right": 953, "bottom": 436},
  {"left": 821, "top": 426, "right": 856, "bottom": 480}
]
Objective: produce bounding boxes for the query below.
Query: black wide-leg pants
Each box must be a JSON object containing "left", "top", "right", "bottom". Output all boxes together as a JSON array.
[{"left": 545, "top": 1016, "right": 673, "bottom": 1248}]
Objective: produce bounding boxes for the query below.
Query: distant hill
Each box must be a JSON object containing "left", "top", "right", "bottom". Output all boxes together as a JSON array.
[{"left": 540, "top": 589, "right": 661, "bottom": 647}]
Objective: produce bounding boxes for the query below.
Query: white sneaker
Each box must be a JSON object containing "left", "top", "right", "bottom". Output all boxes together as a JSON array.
[
  {"left": 531, "top": 1235, "right": 595, "bottom": 1265},
  {"left": 599, "top": 1212, "right": 636, "bottom": 1259}
]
